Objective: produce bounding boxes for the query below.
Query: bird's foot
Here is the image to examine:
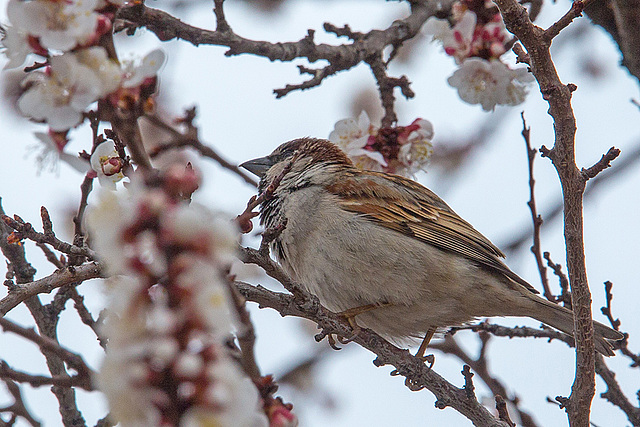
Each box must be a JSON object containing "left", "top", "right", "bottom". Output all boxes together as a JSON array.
[
  {"left": 325, "top": 302, "right": 392, "bottom": 349},
  {"left": 337, "top": 302, "right": 391, "bottom": 329}
]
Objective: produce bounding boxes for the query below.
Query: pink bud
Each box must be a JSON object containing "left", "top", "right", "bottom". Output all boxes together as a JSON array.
[{"left": 101, "top": 157, "right": 123, "bottom": 176}]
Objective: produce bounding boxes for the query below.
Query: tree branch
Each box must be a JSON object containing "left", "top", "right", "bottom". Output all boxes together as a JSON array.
[
  {"left": 0, "top": 361, "right": 93, "bottom": 391},
  {"left": 235, "top": 281, "right": 509, "bottom": 427},
  {"left": 520, "top": 113, "right": 552, "bottom": 301},
  {"left": 0, "top": 263, "right": 103, "bottom": 316},
  {"left": 145, "top": 111, "right": 258, "bottom": 187},
  {"left": 117, "top": 1, "right": 448, "bottom": 99},
  {"left": 494, "top": 0, "right": 598, "bottom": 422}
]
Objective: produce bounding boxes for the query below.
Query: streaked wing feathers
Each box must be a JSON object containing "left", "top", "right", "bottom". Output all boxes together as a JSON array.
[{"left": 327, "top": 171, "right": 538, "bottom": 294}]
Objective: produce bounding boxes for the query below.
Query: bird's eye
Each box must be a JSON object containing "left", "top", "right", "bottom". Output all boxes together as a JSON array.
[{"left": 272, "top": 147, "right": 297, "bottom": 162}]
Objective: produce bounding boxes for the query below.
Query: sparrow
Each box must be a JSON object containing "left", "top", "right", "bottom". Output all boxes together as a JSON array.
[{"left": 241, "top": 137, "right": 623, "bottom": 356}]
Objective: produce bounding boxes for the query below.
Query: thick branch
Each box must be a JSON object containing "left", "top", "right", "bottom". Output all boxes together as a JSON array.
[
  {"left": 494, "top": 1, "right": 596, "bottom": 423},
  {"left": 0, "top": 263, "right": 103, "bottom": 316},
  {"left": 117, "top": 2, "right": 446, "bottom": 98},
  {"left": 235, "top": 281, "right": 508, "bottom": 427}
]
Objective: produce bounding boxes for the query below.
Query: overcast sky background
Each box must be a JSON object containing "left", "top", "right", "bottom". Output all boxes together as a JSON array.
[{"left": 1, "top": 1, "right": 639, "bottom": 426}]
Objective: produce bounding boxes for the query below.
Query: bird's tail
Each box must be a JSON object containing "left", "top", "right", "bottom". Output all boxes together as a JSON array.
[{"left": 527, "top": 297, "right": 623, "bottom": 356}]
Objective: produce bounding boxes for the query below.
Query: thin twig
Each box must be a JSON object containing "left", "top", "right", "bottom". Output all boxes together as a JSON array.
[
  {"left": 1, "top": 212, "right": 96, "bottom": 260},
  {"left": 235, "top": 153, "right": 298, "bottom": 234},
  {"left": 544, "top": 252, "right": 571, "bottom": 309},
  {"left": 0, "top": 377, "right": 41, "bottom": 427},
  {"left": 0, "top": 361, "right": 93, "bottom": 391},
  {"left": 600, "top": 281, "right": 621, "bottom": 331},
  {"left": 520, "top": 112, "right": 552, "bottom": 301},
  {"left": 594, "top": 355, "right": 640, "bottom": 425},
  {"left": 224, "top": 278, "right": 262, "bottom": 379},
  {"left": 432, "top": 334, "right": 540, "bottom": 426},
  {"left": 495, "top": 395, "right": 517, "bottom": 427},
  {"left": 145, "top": 113, "right": 258, "bottom": 187},
  {"left": 0, "top": 318, "right": 95, "bottom": 381},
  {"left": 68, "top": 287, "right": 107, "bottom": 349},
  {"left": 462, "top": 365, "right": 476, "bottom": 400},
  {"left": 544, "top": 0, "right": 593, "bottom": 42},
  {"left": 581, "top": 147, "right": 621, "bottom": 181}
]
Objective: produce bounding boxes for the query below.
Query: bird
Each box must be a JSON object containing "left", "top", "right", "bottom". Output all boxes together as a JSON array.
[{"left": 240, "top": 137, "right": 623, "bottom": 356}]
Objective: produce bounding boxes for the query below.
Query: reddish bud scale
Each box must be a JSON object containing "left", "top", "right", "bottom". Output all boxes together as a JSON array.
[
  {"left": 27, "top": 36, "right": 48, "bottom": 57},
  {"left": 7, "top": 232, "right": 24, "bottom": 245}
]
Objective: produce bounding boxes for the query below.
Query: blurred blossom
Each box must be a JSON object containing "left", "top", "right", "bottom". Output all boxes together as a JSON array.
[
  {"left": 90, "top": 140, "right": 125, "bottom": 189},
  {"left": 18, "top": 51, "right": 103, "bottom": 131},
  {"left": 424, "top": 0, "right": 533, "bottom": 110},
  {"left": 6, "top": 0, "right": 101, "bottom": 52},
  {"left": 266, "top": 400, "right": 298, "bottom": 427},
  {"left": 87, "top": 175, "right": 268, "bottom": 426},
  {"left": 107, "top": 48, "right": 165, "bottom": 113},
  {"left": 29, "top": 131, "right": 89, "bottom": 174},
  {"left": 396, "top": 118, "right": 434, "bottom": 176},
  {"left": 425, "top": 10, "right": 476, "bottom": 64},
  {"left": 75, "top": 47, "right": 123, "bottom": 94},
  {"left": 121, "top": 48, "right": 166, "bottom": 88},
  {"left": 447, "top": 58, "right": 535, "bottom": 111},
  {"left": 329, "top": 111, "right": 434, "bottom": 177},
  {"left": 16, "top": 46, "right": 163, "bottom": 131},
  {"left": 1, "top": 25, "right": 32, "bottom": 70}
]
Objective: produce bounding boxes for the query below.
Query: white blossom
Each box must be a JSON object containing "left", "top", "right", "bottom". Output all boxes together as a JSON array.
[
  {"left": 90, "top": 140, "right": 125, "bottom": 189},
  {"left": 7, "top": 0, "right": 101, "bottom": 52},
  {"left": 121, "top": 48, "right": 166, "bottom": 88},
  {"left": 85, "top": 189, "right": 137, "bottom": 274},
  {"left": 174, "top": 353, "right": 204, "bottom": 379},
  {"left": 175, "top": 258, "right": 235, "bottom": 333},
  {"left": 396, "top": 119, "right": 434, "bottom": 176},
  {"left": 17, "top": 47, "right": 124, "bottom": 131},
  {"left": 328, "top": 111, "right": 386, "bottom": 171},
  {"left": 202, "top": 359, "right": 269, "bottom": 427},
  {"left": 162, "top": 203, "right": 238, "bottom": 265},
  {"left": 75, "top": 47, "right": 123, "bottom": 95},
  {"left": 87, "top": 180, "right": 267, "bottom": 426},
  {"left": 1, "top": 25, "right": 32, "bottom": 70},
  {"left": 18, "top": 52, "right": 103, "bottom": 130},
  {"left": 447, "top": 58, "right": 534, "bottom": 111},
  {"left": 329, "top": 112, "right": 434, "bottom": 176},
  {"left": 424, "top": 10, "right": 476, "bottom": 64}
]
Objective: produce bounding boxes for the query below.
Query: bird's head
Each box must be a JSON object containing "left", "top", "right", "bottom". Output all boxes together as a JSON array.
[{"left": 240, "top": 138, "right": 352, "bottom": 191}]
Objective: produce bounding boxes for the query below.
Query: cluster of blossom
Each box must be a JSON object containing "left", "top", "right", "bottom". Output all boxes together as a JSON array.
[
  {"left": 87, "top": 168, "right": 274, "bottom": 426},
  {"left": 425, "top": 0, "right": 534, "bottom": 111},
  {"left": 1, "top": 0, "right": 164, "bottom": 184},
  {"left": 329, "top": 111, "right": 434, "bottom": 176}
]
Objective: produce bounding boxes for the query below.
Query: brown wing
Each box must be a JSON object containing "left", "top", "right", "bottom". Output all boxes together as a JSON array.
[{"left": 326, "top": 170, "right": 539, "bottom": 294}]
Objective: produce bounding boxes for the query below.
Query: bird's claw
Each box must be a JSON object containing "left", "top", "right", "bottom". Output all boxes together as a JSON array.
[{"left": 327, "top": 334, "right": 342, "bottom": 350}]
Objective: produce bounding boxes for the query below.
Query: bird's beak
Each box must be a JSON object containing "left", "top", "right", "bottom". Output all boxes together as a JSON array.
[{"left": 240, "top": 156, "right": 274, "bottom": 178}]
